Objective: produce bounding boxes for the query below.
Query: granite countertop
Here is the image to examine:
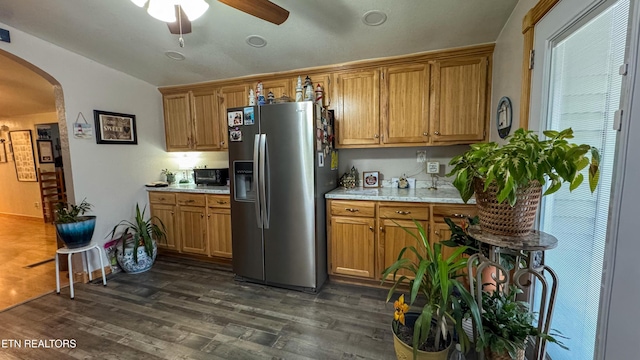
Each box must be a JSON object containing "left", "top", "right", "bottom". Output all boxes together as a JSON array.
[
  {"left": 145, "top": 184, "right": 230, "bottom": 194},
  {"left": 325, "top": 185, "right": 474, "bottom": 204}
]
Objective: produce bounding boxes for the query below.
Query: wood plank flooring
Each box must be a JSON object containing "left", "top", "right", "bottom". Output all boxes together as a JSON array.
[
  {"left": 0, "top": 256, "right": 398, "bottom": 359},
  {"left": 0, "top": 216, "right": 67, "bottom": 310}
]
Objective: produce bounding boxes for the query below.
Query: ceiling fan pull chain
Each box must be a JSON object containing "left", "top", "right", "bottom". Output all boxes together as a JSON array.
[{"left": 178, "top": 5, "right": 185, "bottom": 48}]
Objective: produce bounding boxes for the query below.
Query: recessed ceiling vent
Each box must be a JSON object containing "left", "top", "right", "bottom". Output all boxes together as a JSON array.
[
  {"left": 246, "top": 35, "right": 267, "bottom": 48},
  {"left": 362, "top": 10, "right": 387, "bottom": 26},
  {"left": 165, "top": 51, "right": 186, "bottom": 60}
]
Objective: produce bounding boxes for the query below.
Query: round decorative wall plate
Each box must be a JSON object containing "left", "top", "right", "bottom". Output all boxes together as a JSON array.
[{"left": 497, "top": 96, "right": 513, "bottom": 139}]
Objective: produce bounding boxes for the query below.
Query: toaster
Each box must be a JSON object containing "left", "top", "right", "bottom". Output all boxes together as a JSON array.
[{"left": 193, "top": 168, "right": 229, "bottom": 186}]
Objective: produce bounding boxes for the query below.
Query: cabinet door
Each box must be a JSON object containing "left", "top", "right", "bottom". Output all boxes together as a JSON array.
[
  {"left": 178, "top": 205, "right": 208, "bottom": 255},
  {"left": 192, "top": 88, "right": 222, "bottom": 151},
  {"left": 163, "top": 93, "right": 192, "bottom": 151},
  {"left": 430, "top": 56, "right": 488, "bottom": 144},
  {"left": 261, "top": 78, "right": 291, "bottom": 100},
  {"left": 150, "top": 203, "right": 178, "bottom": 251},
  {"left": 381, "top": 64, "right": 429, "bottom": 145},
  {"left": 219, "top": 85, "right": 249, "bottom": 150},
  {"left": 380, "top": 219, "right": 428, "bottom": 281},
  {"left": 207, "top": 207, "right": 232, "bottom": 259},
  {"left": 335, "top": 70, "right": 380, "bottom": 147},
  {"left": 330, "top": 216, "right": 375, "bottom": 278}
]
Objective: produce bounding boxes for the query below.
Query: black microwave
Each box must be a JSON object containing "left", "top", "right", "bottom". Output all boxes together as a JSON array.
[{"left": 193, "top": 168, "right": 229, "bottom": 186}]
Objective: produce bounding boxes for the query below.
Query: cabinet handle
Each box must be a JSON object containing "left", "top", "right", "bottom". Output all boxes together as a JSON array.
[
  {"left": 373, "top": 134, "right": 379, "bottom": 139},
  {"left": 396, "top": 211, "right": 411, "bottom": 215},
  {"left": 208, "top": 214, "right": 211, "bottom": 218},
  {"left": 369, "top": 226, "right": 374, "bottom": 232},
  {"left": 345, "top": 208, "right": 359, "bottom": 212},
  {"left": 423, "top": 132, "right": 429, "bottom": 136},
  {"left": 220, "top": 141, "right": 225, "bottom": 146},
  {"left": 187, "top": 199, "right": 195, "bottom": 203},
  {"left": 435, "top": 231, "right": 440, "bottom": 236},
  {"left": 451, "top": 213, "right": 471, "bottom": 218},
  {"left": 434, "top": 131, "right": 440, "bottom": 136},
  {"left": 216, "top": 200, "right": 227, "bottom": 204},
  {"left": 201, "top": 214, "right": 204, "bottom": 218},
  {"left": 379, "top": 226, "right": 384, "bottom": 232},
  {"left": 170, "top": 211, "right": 174, "bottom": 215}
]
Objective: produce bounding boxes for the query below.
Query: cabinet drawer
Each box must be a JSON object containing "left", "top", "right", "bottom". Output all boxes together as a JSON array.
[
  {"left": 207, "top": 195, "right": 230, "bottom": 208},
  {"left": 176, "top": 193, "right": 206, "bottom": 207},
  {"left": 432, "top": 205, "right": 478, "bottom": 221},
  {"left": 149, "top": 192, "right": 176, "bottom": 205},
  {"left": 379, "top": 205, "right": 429, "bottom": 221},
  {"left": 330, "top": 200, "right": 375, "bottom": 217}
]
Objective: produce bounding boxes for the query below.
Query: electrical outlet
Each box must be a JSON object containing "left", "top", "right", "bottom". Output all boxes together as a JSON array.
[
  {"left": 34, "top": 202, "right": 39, "bottom": 208},
  {"left": 416, "top": 150, "right": 427, "bottom": 163}
]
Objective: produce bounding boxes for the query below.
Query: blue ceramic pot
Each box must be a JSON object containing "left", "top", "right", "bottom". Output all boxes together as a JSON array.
[
  {"left": 116, "top": 241, "right": 157, "bottom": 274},
  {"left": 55, "top": 216, "right": 96, "bottom": 249}
]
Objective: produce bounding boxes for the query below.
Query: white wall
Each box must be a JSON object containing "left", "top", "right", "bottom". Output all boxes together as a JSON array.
[
  {"left": 490, "top": 0, "right": 538, "bottom": 141},
  {"left": 0, "top": 112, "right": 57, "bottom": 218}
]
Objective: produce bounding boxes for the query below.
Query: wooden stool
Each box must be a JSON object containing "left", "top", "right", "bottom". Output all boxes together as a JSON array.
[{"left": 55, "top": 242, "right": 107, "bottom": 299}]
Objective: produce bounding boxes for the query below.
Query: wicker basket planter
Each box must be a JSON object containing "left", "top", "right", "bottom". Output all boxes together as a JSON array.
[{"left": 473, "top": 179, "right": 542, "bottom": 237}]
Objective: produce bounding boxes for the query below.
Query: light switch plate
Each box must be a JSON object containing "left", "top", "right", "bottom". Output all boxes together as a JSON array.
[
  {"left": 416, "top": 150, "right": 427, "bottom": 163},
  {"left": 427, "top": 161, "right": 440, "bottom": 174}
]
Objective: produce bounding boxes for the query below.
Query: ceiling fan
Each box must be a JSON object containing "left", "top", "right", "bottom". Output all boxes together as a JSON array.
[{"left": 132, "top": 0, "right": 290, "bottom": 36}]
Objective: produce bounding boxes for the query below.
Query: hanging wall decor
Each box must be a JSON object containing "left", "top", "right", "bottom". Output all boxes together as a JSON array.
[
  {"left": 8, "top": 130, "right": 37, "bottom": 182},
  {"left": 0, "top": 140, "right": 7, "bottom": 163},
  {"left": 93, "top": 110, "right": 137, "bottom": 145}
]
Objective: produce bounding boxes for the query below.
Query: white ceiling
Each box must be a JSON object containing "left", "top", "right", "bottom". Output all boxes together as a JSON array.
[{"left": 0, "top": 0, "right": 517, "bottom": 117}]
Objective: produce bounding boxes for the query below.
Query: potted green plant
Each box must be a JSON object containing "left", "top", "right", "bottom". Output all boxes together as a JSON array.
[
  {"left": 447, "top": 128, "right": 600, "bottom": 236},
  {"left": 382, "top": 220, "right": 483, "bottom": 360},
  {"left": 54, "top": 199, "right": 96, "bottom": 249},
  {"left": 161, "top": 169, "right": 175, "bottom": 184},
  {"left": 108, "top": 203, "right": 166, "bottom": 274},
  {"left": 477, "top": 286, "right": 567, "bottom": 360}
]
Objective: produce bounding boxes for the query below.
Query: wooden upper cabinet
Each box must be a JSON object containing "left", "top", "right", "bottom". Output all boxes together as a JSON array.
[
  {"left": 219, "top": 84, "right": 249, "bottom": 150},
  {"left": 290, "top": 73, "right": 333, "bottom": 107},
  {"left": 191, "top": 88, "right": 221, "bottom": 151},
  {"left": 381, "top": 64, "right": 429, "bottom": 145},
  {"left": 260, "top": 78, "right": 290, "bottom": 100},
  {"left": 163, "top": 93, "right": 192, "bottom": 151},
  {"left": 335, "top": 69, "right": 380, "bottom": 147},
  {"left": 430, "top": 56, "right": 488, "bottom": 144}
]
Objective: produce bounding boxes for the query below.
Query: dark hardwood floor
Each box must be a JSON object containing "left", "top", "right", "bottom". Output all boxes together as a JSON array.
[{"left": 0, "top": 256, "right": 397, "bottom": 359}]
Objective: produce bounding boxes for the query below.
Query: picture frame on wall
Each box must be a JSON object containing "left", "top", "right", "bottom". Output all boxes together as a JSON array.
[
  {"left": 37, "top": 140, "right": 54, "bottom": 163},
  {"left": 0, "top": 141, "right": 7, "bottom": 163},
  {"left": 363, "top": 171, "right": 380, "bottom": 188},
  {"left": 8, "top": 130, "right": 37, "bottom": 182},
  {"left": 93, "top": 110, "right": 137, "bottom": 145}
]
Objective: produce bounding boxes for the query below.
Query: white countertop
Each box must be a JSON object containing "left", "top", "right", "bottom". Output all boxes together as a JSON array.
[
  {"left": 325, "top": 186, "right": 474, "bottom": 204},
  {"left": 145, "top": 184, "right": 230, "bottom": 194}
]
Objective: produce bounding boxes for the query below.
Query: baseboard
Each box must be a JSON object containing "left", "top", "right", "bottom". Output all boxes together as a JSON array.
[
  {"left": 0, "top": 213, "right": 43, "bottom": 222},
  {"left": 72, "top": 266, "right": 112, "bottom": 283}
]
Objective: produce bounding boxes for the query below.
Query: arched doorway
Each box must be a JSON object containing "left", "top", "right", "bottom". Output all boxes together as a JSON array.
[{"left": 0, "top": 49, "right": 75, "bottom": 310}]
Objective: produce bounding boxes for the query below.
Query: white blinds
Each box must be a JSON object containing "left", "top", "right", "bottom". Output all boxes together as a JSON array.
[{"left": 539, "top": 1, "right": 629, "bottom": 359}]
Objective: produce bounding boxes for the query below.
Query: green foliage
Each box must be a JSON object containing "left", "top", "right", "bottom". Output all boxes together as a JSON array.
[
  {"left": 55, "top": 199, "right": 92, "bottom": 224},
  {"left": 447, "top": 128, "right": 600, "bottom": 206},
  {"left": 109, "top": 204, "right": 166, "bottom": 264},
  {"left": 477, "top": 286, "right": 567, "bottom": 358},
  {"left": 161, "top": 169, "right": 174, "bottom": 176},
  {"left": 381, "top": 220, "right": 484, "bottom": 358}
]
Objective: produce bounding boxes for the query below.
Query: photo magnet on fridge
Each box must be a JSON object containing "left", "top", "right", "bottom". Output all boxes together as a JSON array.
[
  {"left": 228, "top": 111, "right": 243, "bottom": 127},
  {"left": 243, "top": 107, "right": 255, "bottom": 125},
  {"left": 230, "top": 129, "right": 242, "bottom": 142}
]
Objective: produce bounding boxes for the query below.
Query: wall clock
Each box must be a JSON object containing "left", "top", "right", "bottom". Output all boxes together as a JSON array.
[{"left": 497, "top": 96, "right": 512, "bottom": 139}]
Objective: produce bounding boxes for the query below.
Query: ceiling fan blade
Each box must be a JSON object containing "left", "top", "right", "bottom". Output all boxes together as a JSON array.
[
  {"left": 218, "top": 0, "right": 289, "bottom": 25},
  {"left": 167, "top": 5, "right": 192, "bottom": 34}
]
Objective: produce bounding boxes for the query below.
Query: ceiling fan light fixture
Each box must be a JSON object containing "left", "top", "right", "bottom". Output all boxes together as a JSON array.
[
  {"left": 147, "top": 0, "right": 177, "bottom": 22},
  {"left": 179, "top": 0, "right": 209, "bottom": 21}
]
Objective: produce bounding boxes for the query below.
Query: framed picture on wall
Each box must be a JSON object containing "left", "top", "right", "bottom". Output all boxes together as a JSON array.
[
  {"left": 93, "top": 110, "right": 137, "bottom": 145},
  {"left": 37, "top": 140, "right": 54, "bottom": 163},
  {"left": 0, "top": 141, "right": 7, "bottom": 163},
  {"left": 8, "top": 130, "right": 37, "bottom": 182}
]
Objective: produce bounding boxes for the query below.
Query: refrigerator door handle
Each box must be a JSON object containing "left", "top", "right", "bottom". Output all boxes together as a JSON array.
[
  {"left": 253, "top": 134, "right": 262, "bottom": 229},
  {"left": 259, "top": 134, "right": 269, "bottom": 229}
]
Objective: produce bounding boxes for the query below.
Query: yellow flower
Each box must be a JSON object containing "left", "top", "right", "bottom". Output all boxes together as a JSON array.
[{"left": 394, "top": 294, "right": 409, "bottom": 325}]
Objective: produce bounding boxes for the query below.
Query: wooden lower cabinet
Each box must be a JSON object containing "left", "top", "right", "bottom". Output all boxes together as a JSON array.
[
  {"left": 379, "top": 218, "right": 428, "bottom": 281},
  {"left": 330, "top": 216, "right": 376, "bottom": 279},
  {"left": 149, "top": 191, "right": 232, "bottom": 262}
]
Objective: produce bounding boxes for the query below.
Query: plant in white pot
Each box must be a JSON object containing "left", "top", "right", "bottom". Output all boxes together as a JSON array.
[
  {"left": 108, "top": 204, "right": 166, "bottom": 274},
  {"left": 447, "top": 128, "right": 600, "bottom": 236}
]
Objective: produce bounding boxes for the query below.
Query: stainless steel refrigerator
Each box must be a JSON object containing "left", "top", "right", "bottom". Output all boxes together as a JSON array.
[{"left": 227, "top": 101, "right": 337, "bottom": 292}]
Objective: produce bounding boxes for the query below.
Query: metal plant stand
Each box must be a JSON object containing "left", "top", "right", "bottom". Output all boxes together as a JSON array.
[{"left": 466, "top": 227, "right": 559, "bottom": 360}]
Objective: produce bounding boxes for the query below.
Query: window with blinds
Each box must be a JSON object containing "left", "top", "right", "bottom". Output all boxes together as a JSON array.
[{"left": 539, "top": 1, "right": 629, "bottom": 359}]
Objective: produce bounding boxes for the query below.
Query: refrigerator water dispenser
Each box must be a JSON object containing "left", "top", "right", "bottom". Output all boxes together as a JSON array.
[{"left": 233, "top": 161, "right": 255, "bottom": 201}]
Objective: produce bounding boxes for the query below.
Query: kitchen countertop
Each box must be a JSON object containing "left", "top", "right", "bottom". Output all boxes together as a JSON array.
[
  {"left": 325, "top": 186, "right": 474, "bottom": 204},
  {"left": 145, "top": 184, "right": 230, "bottom": 194}
]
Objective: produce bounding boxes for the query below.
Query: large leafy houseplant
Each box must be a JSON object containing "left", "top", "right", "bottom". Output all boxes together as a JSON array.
[
  {"left": 477, "top": 286, "right": 567, "bottom": 359},
  {"left": 54, "top": 199, "right": 96, "bottom": 249},
  {"left": 108, "top": 204, "right": 166, "bottom": 265},
  {"left": 448, "top": 128, "right": 600, "bottom": 206},
  {"left": 55, "top": 199, "right": 92, "bottom": 223},
  {"left": 382, "top": 220, "right": 483, "bottom": 359}
]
